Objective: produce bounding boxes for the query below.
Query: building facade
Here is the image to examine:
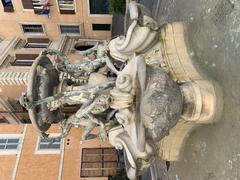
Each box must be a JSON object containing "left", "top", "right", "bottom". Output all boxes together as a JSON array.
[
  {"left": 0, "top": 1, "right": 119, "bottom": 179},
  {"left": 0, "top": 0, "right": 113, "bottom": 124},
  {"left": 0, "top": 0, "right": 112, "bottom": 40},
  {"left": 0, "top": 35, "right": 101, "bottom": 124},
  {"left": 0, "top": 124, "right": 119, "bottom": 180}
]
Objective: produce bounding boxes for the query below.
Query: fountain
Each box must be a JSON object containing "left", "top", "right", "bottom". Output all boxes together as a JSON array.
[{"left": 19, "top": 1, "right": 222, "bottom": 179}]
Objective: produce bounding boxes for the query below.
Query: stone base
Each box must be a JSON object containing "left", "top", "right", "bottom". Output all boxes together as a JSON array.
[
  {"left": 158, "top": 120, "right": 197, "bottom": 161},
  {"left": 158, "top": 81, "right": 223, "bottom": 161},
  {"left": 180, "top": 80, "right": 223, "bottom": 124},
  {"left": 160, "top": 22, "right": 202, "bottom": 82},
  {"left": 156, "top": 22, "right": 223, "bottom": 161}
]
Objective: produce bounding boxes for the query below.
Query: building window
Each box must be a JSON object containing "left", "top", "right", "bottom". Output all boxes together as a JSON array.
[
  {"left": 24, "top": 38, "right": 50, "bottom": 48},
  {"left": 81, "top": 148, "right": 118, "bottom": 177},
  {"left": 58, "top": 0, "right": 75, "bottom": 14},
  {"left": 92, "top": 24, "right": 111, "bottom": 31},
  {"left": 74, "top": 45, "right": 94, "bottom": 51},
  {"left": 0, "top": 136, "right": 21, "bottom": 153},
  {"left": 22, "top": 24, "right": 44, "bottom": 34},
  {"left": 1, "top": 0, "right": 14, "bottom": 12},
  {"left": 59, "top": 25, "right": 80, "bottom": 34},
  {"left": 32, "top": 0, "right": 50, "bottom": 15},
  {"left": 32, "top": 0, "right": 44, "bottom": 10},
  {"left": 21, "top": 0, "right": 33, "bottom": 9},
  {"left": 0, "top": 118, "right": 8, "bottom": 124},
  {"left": 12, "top": 54, "right": 39, "bottom": 66},
  {"left": 89, "top": 0, "right": 109, "bottom": 14},
  {"left": 36, "top": 136, "right": 62, "bottom": 153}
]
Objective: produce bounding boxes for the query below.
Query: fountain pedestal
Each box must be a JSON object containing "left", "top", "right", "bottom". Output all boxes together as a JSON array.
[{"left": 20, "top": 2, "right": 222, "bottom": 179}]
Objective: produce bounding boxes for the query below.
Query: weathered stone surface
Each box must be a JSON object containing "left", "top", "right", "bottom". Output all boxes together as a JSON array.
[{"left": 141, "top": 66, "right": 183, "bottom": 142}]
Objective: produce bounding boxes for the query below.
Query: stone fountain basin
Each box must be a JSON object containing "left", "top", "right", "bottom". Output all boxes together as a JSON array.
[{"left": 27, "top": 55, "right": 60, "bottom": 133}]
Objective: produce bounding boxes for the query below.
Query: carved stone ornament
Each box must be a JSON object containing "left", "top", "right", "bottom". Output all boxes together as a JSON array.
[{"left": 20, "top": 1, "right": 223, "bottom": 179}]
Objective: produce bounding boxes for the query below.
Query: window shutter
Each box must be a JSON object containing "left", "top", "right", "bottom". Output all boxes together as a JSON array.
[
  {"left": 27, "top": 38, "right": 50, "bottom": 44},
  {"left": 21, "top": 0, "right": 33, "bottom": 9},
  {"left": 12, "top": 54, "right": 38, "bottom": 66},
  {"left": 15, "top": 54, "right": 38, "bottom": 60},
  {"left": 59, "top": 10, "right": 75, "bottom": 14}
]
